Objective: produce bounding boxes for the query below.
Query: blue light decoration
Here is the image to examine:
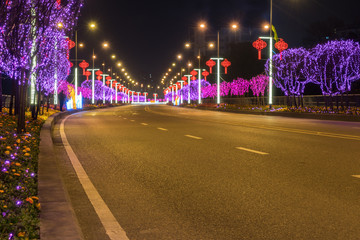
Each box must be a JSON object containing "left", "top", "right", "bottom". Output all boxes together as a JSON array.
[
  {"left": 76, "top": 92, "right": 83, "bottom": 109},
  {"left": 66, "top": 97, "right": 74, "bottom": 110}
]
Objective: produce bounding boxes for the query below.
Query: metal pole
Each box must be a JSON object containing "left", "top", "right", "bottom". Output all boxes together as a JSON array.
[
  {"left": 185, "top": 75, "right": 191, "bottom": 104},
  {"left": 198, "top": 49, "right": 201, "bottom": 104},
  {"left": 92, "top": 49, "right": 95, "bottom": 104},
  {"left": 75, "top": 30, "right": 78, "bottom": 103},
  {"left": 269, "top": 0, "right": 273, "bottom": 107}
]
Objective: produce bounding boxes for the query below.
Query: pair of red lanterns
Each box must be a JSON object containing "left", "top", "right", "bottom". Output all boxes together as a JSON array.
[
  {"left": 182, "top": 58, "right": 231, "bottom": 82},
  {"left": 253, "top": 38, "right": 288, "bottom": 60}
]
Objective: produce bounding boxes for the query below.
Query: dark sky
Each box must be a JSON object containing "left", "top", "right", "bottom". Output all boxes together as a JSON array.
[{"left": 76, "top": 0, "right": 359, "bottom": 87}]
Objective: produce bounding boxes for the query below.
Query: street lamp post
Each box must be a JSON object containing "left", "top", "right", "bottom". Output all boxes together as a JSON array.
[
  {"left": 260, "top": 36, "right": 273, "bottom": 106},
  {"left": 115, "top": 82, "right": 120, "bottom": 103},
  {"left": 131, "top": 91, "right": 134, "bottom": 103},
  {"left": 193, "top": 68, "right": 205, "bottom": 104},
  {"left": 88, "top": 66, "right": 100, "bottom": 104},
  {"left": 210, "top": 57, "right": 224, "bottom": 104},
  {"left": 101, "top": 73, "right": 109, "bottom": 104},
  {"left": 144, "top": 92, "right": 148, "bottom": 103},
  {"left": 109, "top": 79, "right": 115, "bottom": 104},
  {"left": 178, "top": 81, "right": 184, "bottom": 104},
  {"left": 137, "top": 92, "right": 140, "bottom": 103},
  {"left": 184, "top": 74, "right": 191, "bottom": 104},
  {"left": 153, "top": 93, "right": 158, "bottom": 102}
]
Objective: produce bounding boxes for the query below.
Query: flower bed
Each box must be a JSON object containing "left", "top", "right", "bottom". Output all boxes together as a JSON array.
[{"left": 0, "top": 108, "right": 58, "bottom": 240}]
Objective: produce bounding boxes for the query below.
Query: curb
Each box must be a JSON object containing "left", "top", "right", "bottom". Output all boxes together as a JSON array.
[
  {"left": 38, "top": 104, "right": 124, "bottom": 239},
  {"left": 38, "top": 109, "right": 85, "bottom": 240}
]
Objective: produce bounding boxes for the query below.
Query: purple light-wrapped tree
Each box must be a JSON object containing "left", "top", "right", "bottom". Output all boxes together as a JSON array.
[
  {"left": 250, "top": 74, "right": 269, "bottom": 105},
  {"left": 230, "top": 78, "right": 250, "bottom": 96}
]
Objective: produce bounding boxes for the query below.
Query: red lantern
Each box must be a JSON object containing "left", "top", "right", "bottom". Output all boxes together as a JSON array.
[
  {"left": 106, "top": 76, "right": 112, "bottom": 81},
  {"left": 206, "top": 59, "right": 216, "bottom": 74},
  {"left": 79, "top": 60, "right": 89, "bottom": 75},
  {"left": 184, "top": 81, "right": 188, "bottom": 86},
  {"left": 95, "top": 70, "right": 103, "bottom": 76},
  {"left": 181, "top": 76, "right": 187, "bottom": 81},
  {"left": 68, "top": 39, "right": 75, "bottom": 49},
  {"left": 202, "top": 70, "right": 209, "bottom": 80},
  {"left": 97, "top": 75, "right": 102, "bottom": 80},
  {"left": 112, "top": 82, "right": 117, "bottom": 87},
  {"left": 190, "top": 70, "right": 198, "bottom": 78},
  {"left": 252, "top": 38, "right": 267, "bottom": 60},
  {"left": 221, "top": 59, "right": 231, "bottom": 74},
  {"left": 70, "top": 62, "right": 73, "bottom": 68},
  {"left": 84, "top": 71, "right": 91, "bottom": 80},
  {"left": 106, "top": 80, "right": 110, "bottom": 85},
  {"left": 191, "top": 76, "right": 196, "bottom": 80},
  {"left": 274, "top": 38, "right": 288, "bottom": 60}
]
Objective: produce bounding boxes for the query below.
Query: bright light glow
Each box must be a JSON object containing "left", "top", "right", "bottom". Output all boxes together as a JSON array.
[
  {"left": 89, "top": 22, "right": 96, "bottom": 29},
  {"left": 117, "top": 62, "right": 122, "bottom": 67},
  {"left": 57, "top": 22, "right": 63, "bottom": 29},
  {"left": 231, "top": 23, "right": 238, "bottom": 29},
  {"left": 199, "top": 22, "right": 206, "bottom": 29},
  {"left": 103, "top": 42, "right": 109, "bottom": 48},
  {"left": 79, "top": 43, "right": 84, "bottom": 48},
  {"left": 185, "top": 42, "right": 191, "bottom": 48},
  {"left": 111, "top": 54, "right": 116, "bottom": 59},
  {"left": 92, "top": 55, "right": 96, "bottom": 59},
  {"left": 121, "top": 68, "right": 125, "bottom": 72},
  {"left": 264, "top": 24, "right": 270, "bottom": 29},
  {"left": 209, "top": 42, "right": 215, "bottom": 48},
  {"left": 188, "top": 63, "right": 192, "bottom": 67},
  {"left": 168, "top": 68, "right": 172, "bottom": 72},
  {"left": 172, "top": 63, "right": 176, "bottom": 67},
  {"left": 177, "top": 54, "right": 182, "bottom": 59}
]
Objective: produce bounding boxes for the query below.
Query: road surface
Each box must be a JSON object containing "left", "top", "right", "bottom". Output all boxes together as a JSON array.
[{"left": 52, "top": 104, "right": 360, "bottom": 240}]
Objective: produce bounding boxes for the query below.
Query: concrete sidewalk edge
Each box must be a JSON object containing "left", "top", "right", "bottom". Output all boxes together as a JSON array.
[{"left": 38, "top": 110, "right": 85, "bottom": 240}]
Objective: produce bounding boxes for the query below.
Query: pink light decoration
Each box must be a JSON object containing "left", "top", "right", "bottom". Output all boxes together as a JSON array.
[
  {"left": 250, "top": 74, "right": 269, "bottom": 97},
  {"left": 230, "top": 78, "right": 250, "bottom": 96}
]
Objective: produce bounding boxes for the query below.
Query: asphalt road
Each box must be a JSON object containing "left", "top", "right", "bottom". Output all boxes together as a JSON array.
[{"left": 53, "top": 104, "right": 360, "bottom": 240}]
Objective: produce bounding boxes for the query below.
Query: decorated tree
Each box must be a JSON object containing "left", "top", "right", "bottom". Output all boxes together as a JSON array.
[
  {"left": 250, "top": 74, "right": 269, "bottom": 105},
  {"left": 230, "top": 78, "right": 250, "bottom": 96},
  {"left": 266, "top": 48, "right": 310, "bottom": 106}
]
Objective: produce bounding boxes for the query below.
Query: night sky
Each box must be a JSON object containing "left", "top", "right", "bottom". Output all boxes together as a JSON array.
[{"left": 76, "top": 0, "right": 359, "bottom": 87}]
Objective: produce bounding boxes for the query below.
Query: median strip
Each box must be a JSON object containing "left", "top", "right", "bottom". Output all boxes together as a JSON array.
[
  {"left": 236, "top": 147, "right": 269, "bottom": 155},
  {"left": 185, "top": 135, "right": 203, "bottom": 140}
]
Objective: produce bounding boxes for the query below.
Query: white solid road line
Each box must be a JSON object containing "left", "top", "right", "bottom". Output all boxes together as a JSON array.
[
  {"left": 60, "top": 115, "right": 129, "bottom": 240},
  {"left": 185, "top": 135, "right": 203, "bottom": 140},
  {"left": 352, "top": 175, "right": 360, "bottom": 178},
  {"left": 157, "top": 127, "right": 168, "bottom": 131},
  {"left": 141, "top": 123, "right": 149, "bottom": 126},
  {"left": 236, "top": 147, "right": 269, "bottom": 155}
]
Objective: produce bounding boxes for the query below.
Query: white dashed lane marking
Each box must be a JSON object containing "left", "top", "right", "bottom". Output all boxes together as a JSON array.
[
  {"left": 236, "top": 147, "right": 269, "bottom": 155},
  {"left": 141, "top": 123, "right": 149, "bottom": 126},
  {"left": 185, "top": 135, "right": 203, "bottom": 140},
  {"left": 157, "top": 128, "right": 168, "bottom": 131}
]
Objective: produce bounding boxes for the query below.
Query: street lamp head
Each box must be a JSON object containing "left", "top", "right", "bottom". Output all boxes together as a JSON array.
[
  {"left": 177, "top": 54, "right": 182, "bottom": 60},
  {"left": 185, "top": 42, "right": 191, "bottom": 48},
  {"left": 103, "top": 42, "right": 109, "bottom": 48},
  {"left": 199, "top": 22, "right": 206, "bottom": 29},
  {"left": 117, "top": 62, "right": 122, "bottom": 67},
  {"left": 264, "top": 24, "right": 270, "bottom": 30},
  {"left": 231, "top": 23, "right": 238, "bottom": 30},
  {"left": 92, "top": 55, "right": 96, "bottom": 59},
  {"left": 89, "top": 22, "right": 96, "bottom": 30},
  {"left": 79, "top": 43, "right": 84, "bottom": 48},
  {"left": 208, "top": 42, "right": 215, "bottom": 49},
  {"left": 57, "top": 22, "right": 64, "bottom": 29},
  {"left": 172, "top": 63, "right": 176, "bottom": 67},
  {"left": 111, "top": 54, "right": 116, "bottom": 59}
]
